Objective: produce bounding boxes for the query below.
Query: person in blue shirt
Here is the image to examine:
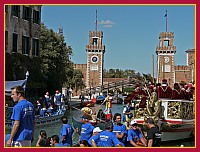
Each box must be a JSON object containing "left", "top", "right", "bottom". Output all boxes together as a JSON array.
[
  {"left": 39, "top": 106, "right": 47, "bottom": 117},
  {"left": 6, "top": 86, "right": 35, "bottom": 147},
  {"left": 92, "top": 121, "right": 123, "bottom": 147},
  {"left": 54, "top": 90, "right": 62, "bottom": 112},
  {"left": 88, "top": 127, "right": 102, "bottom": 146},
  {"left": 127, "top": 119, "right": 147, "bottom": 147},
  {"left": 44, "top": 91, "right": 51, "bottom": 108},
  {"left": 79, "top": 115, "right": 94, "bottom": 147},
  {"left": 122, "top": 102, "right": 132, "bottom": 122},
  {"left": 113, "top": 113, "right": 127, "bottom": 146},
  {"left": 59, "top": 116, "right": 74, "bottom": 146}
]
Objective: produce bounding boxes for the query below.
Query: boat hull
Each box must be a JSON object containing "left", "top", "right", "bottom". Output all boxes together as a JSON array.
[{"left": 133, "top": 98, "right": 195, "bottom": 142}]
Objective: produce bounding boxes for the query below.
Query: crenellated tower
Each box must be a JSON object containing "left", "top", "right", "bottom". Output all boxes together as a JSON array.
[{"left": 86, "top": 10, "right": 105, "bottom": 88}]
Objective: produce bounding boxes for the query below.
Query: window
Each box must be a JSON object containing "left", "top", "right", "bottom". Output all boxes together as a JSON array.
[
  {"left": 11, "top": 5, "right": 20, "bottom": 17},
  {"left": 22, "top": 36, "right": 30, "bottom": 55},
  {"left": 33, "top": 10, "right": 40, "bottom": 24},
  {"left": 5, "top": 31, "right": 8, "bottom": 51},
  {"left": 23, "top": 6, "right": 31, "bottom": 21},
  {"left": 93, "top": 38, "right": 98, "bottom": 45},
  {"left": 32, "top": 38, "right": 39, "bottom": 56},
  {"left": 12, "top": 33, "right": 18, "bottom": 53},
  {"left": 164, "top": 40, "right": 169, "bottom": 46}
]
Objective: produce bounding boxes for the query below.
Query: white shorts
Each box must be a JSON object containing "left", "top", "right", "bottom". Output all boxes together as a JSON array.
[{"left": 12, "top": 140, "right": 31, "bottom": 147}]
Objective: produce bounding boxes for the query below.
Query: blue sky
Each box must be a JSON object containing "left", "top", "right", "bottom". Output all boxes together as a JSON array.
[{"left": 41, "top": 5, "right": 195, "bottom": 75}]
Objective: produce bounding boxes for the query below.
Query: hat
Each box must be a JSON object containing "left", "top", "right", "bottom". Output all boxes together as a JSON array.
[
  {"left": 162, "top": 79, "right": 167, "bottom": 86},
  {"left": 93, "top": 127, "right": 102, "bottom": 133},
  {"left": 145, "top": 118, "right": 155, "bottom": 124},
  {"left": 130, "top": 119, "right": 138, "bottom": 126},
  {"left": 174, "top": 83, "right": 179, "bottom": 87},
  {"left": 135, "top": 84, "right": 139, "bottom": 88},
  {"left": 81, "top": 115, "right": 88, "bottom": 119}
]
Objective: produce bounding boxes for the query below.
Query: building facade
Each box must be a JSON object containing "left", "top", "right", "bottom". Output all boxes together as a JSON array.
[
  {"left": 5, "top": 5, "right": 41, "bottom": 57},
  {"left": 156, "top": 31, "right": 195, "bottom": 86},
  {"left": 85, "top": 31, "right": 105, "bottom": 88}
]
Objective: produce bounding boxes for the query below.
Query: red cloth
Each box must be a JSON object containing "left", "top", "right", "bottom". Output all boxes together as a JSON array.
[
  {"left": 171, "top": 89, "right": 180, "bottom": 99},
  {"left": 91, "top": 98, "right": 96, "bottom": 103},
  {"left": 157, "top": 86, "right": 172, "bottom": 98}
]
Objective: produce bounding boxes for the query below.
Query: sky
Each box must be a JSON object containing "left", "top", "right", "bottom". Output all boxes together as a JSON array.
[{"left": 41, "top": 5, "right": 195, "bottom": 75}]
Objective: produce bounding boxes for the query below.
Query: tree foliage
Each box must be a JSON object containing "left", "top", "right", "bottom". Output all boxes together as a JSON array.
[{"left": 40, "top": 23, "right": 74, "bottom": 93}]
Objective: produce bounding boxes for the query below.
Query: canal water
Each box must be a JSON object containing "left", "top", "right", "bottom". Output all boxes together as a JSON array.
[{"left": 31, "top": 103, "right": 195, "bottom": 147}]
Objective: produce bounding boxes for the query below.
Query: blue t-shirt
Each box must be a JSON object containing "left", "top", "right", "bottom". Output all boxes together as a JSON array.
[
  {"left": 80, "top": 122, "right": 94, "bottom": 141},
  {"left": 59, "top": 124, "right": 74, "bottom": 146},
  {"left": 39, "top": 108, "right": 46, "bottom": 117},
  {"left": 11, "top": 99, "right": 35, "bottom": 141},
  {"left": 113, "top": 123, "right": 127, "bottom": 143},
  {"left": 92, "top": 130, "right": 122, "bottom": 147},
  {"left": 127, "top": 128, "right": 143, "bottom": 143},
  {"left": 55, "top": 93, "right": 62, "bottom": 105}
]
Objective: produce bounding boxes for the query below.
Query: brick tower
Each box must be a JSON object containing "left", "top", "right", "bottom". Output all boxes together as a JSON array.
[
  {"left": 156, "top": 11, "right": 176, "bottom": 86},
  {"left": 86, "top": 10, "right": 105, "bottom": 88}
]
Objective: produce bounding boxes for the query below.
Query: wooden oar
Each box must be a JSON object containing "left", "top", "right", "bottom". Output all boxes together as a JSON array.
[{"left": 94, "top": 98, "right": 107, "bottom": 114}]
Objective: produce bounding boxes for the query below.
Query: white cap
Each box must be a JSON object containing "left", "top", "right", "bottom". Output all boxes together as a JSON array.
[
  {"left": 130, "top": 119, "right": 138, "bottom": 126},
  {"left": 93, "top": 127, "right": 103, "bottom": 133}
]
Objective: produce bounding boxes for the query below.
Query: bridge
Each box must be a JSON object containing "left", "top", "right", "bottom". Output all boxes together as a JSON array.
[{"left": 84, "top": 78, "right": 144, "bottom": 94}]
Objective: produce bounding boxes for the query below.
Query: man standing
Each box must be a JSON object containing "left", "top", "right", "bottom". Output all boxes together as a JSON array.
[
  {"left": 79, "top": 115, "right": 94, "bottom": 147},
  {"left": 91, "top": 121, "right": 123, "bottom": 147},
  {"left": 122, "top": 102, "right": 133, "bottom": 128},
  {"left": 146, "top": 118, "right": 161, "bottom": 147},
  {"left": 59, "top": 116, "right": 74, "bottom": 146},
  {"left": 54, "top": 90, "right": 62, "bottom": 113},
  {"left": 6, "top": 86, "right": 35, "bottom": 147},
  {"left": 113, "top": 113, "right": 127, "bottom": 146},
  {"left": 44, "top": 91, "right": 51, "bottom": 108}
]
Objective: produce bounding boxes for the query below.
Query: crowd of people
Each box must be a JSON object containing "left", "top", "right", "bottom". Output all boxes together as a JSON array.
[
  {"left": 5, "top": 79, "right": 194, "bottom": 147},
  {"left": 35, "top": 90, "right": 69, "bottom": 117},
  {"left": 5, "top": 86, "right": 160, "bottom": 147}
]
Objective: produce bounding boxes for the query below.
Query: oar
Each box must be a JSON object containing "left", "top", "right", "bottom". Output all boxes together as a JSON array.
[
  {"left": 94, "top": 98, "right": 107, "bottom": 114},
  {"left": 71, "top": 106, "right": 83, "bottom": 112}
]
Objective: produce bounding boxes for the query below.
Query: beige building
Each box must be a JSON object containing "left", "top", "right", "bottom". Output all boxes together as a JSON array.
[{"left": 5, "top": 5, "right": 41, "bottom": 56}]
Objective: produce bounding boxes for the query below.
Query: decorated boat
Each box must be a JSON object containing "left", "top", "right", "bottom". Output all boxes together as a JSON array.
[{"left": 131, "top": 97, "right": 194, "bottom": 141}]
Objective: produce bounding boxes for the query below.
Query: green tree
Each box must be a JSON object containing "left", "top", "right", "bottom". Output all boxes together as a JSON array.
[
  {"left": 69, "top": 69, "right": 85, "bottom": 94},
  {"left": 40, "top": 23, "right": 73, "bottom": 93}
]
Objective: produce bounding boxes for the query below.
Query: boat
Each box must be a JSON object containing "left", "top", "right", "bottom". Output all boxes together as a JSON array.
[
  {"left": 132, "top": 98, "right": 194, "bottom": 141},
  {"left": 71, "top": 107, "right": 106, "bottom": 132},
  {"left": 80, "top": 97, "right": 96, "bottom": 107},
  {"left": 5, "top": 106, "right": 66, "bottom": 127},
  {"left": 5, "top": 71, "right": 66, "bottom": 128}
]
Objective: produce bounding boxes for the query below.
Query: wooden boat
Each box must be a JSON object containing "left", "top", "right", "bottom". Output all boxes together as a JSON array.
[
  {"left": 5, "top": 106, "right": 66, "bottom": 127},
  {"left": 132, "top": 98, "right": 194, "bottom": 141},
  {"left": 80, "top": 98, "right": 96, "bottom": 107}
]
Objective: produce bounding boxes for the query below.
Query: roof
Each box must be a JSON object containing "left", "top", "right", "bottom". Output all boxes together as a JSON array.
[{"left": 5, "top": 79, "right": 27, "bottom": 96}]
